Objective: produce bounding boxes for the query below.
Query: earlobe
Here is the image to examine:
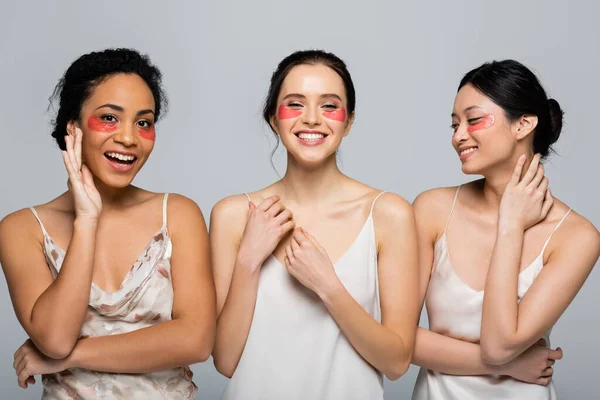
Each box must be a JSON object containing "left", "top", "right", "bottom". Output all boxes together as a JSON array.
[
  {"left": 515, "top": 114, "right": 538, "bottom": 140},
  {"left": 66, "top": 120, "right": 78, "bottom": 137},
  {"left": 269, "top": 116, "right": 280, "bottom": 136},
  {"left": 343, "top": 112, "right": 355, "bottom": 137}
]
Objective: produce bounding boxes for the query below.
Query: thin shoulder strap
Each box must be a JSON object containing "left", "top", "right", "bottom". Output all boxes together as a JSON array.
[
  {"left": 444, "top": 186, "right": 461, "bottom": 233},
  {"left": 541, "top": 209, "right": 572, "bottom": 254},
  {"left": 29, "top": 207, "right": 49, "bottom": 236},
  {"left": 162, "top": 193, "right": 169, "bottom": 228},
  {"left": 243, "top": 193, "right": 251, "bottom": 203},
  {"left": 369, "top": 191, "right": 388, "bottom": 215}
]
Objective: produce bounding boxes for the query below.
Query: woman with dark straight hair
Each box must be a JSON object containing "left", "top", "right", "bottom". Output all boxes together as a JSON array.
[
  {"left": 210, "top": 49, "right": 420, "bottom": 399},
  {"left": 411, "top": 59, "right": 600, "bottom": 399}
]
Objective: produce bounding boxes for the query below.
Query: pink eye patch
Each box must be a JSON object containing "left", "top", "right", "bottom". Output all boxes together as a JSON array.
[
  {"left": 138, "top": 126, "right": 155, "bottom": 141},
  {"left": 323, "top": 108, "right": 346, "bottom": 122},
  {"left": 278, "top": 105, "right": 302, "bottom": 119},
  {"left": 467, "top": 113, "right": 495, "bottom": 133},
  {"left": 87, "top": 115, "right": 117, "bottom": 133}
]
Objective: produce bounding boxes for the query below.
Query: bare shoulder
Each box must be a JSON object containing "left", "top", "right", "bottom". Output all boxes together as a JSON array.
[
  {"left": 371, "top": 191, "right": 413, "bottom": 223},
  {"left": 164, "top": 193, "right": 207, "bottom": 234},
  {"left": 167, "top": 193, "right": 204, "bottom": 217},
  {"left": 0, "top": 208, "right": 44, "bottom": 263},
  {"left": 0, "top": 207, "right": 40, "bottom": 239},
  {"left": 557, "top": 206, "right": 600, "bottom": 257},
  {"left": 209, "top": 193, "right": 252, "bottom": 235},
  {"left": 413, "top": 186, "right": 460, "bottom": 215}
]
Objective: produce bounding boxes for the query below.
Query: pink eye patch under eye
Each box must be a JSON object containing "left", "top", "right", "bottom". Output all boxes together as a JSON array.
[
  {"left": 278, "top": 105, "right": 302, "bottom": 119},
  {"left": 467, "top": 113, "right": 495, "bottom": 133},
  {"left": 323, "top": 108, "right": 346, "bottom": 122},
  {"left": 138, "top": 126, "right": 155, "bottom": 141},
  {"left": 87, "top": 115, "right": 117, "bottom": 133}
]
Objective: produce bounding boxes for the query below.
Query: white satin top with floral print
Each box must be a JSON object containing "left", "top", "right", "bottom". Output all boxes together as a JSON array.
[{"left": 29, "top": 193, "right": 197, "bottom": 400}]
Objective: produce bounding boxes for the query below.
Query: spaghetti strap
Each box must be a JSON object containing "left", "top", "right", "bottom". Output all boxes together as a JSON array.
[
  {"left": 243, "top": 193, "right": 251, "bottom": 204},
  {"left": 444, "top": 186, "right": 461, "bottom": 233},
  {"left": 29, "top": 207, "right": 49, "bottom": 236},
  {"left": 369, "top": 191, "right": 388, "bottom": 216},
  {"left": 541, "top": 209, "right": 572, "bottom": 254},
  {"left": 162, "top": 193, "right": 169, "bottom": 228}
]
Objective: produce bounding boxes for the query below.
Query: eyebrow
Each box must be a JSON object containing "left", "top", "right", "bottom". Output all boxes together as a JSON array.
[
  {"left": 450, "top": 105, "right": 483, "bottom": 117},
  {"left": 281, "top": 93, "right": 343, "bottom": 102},
  {"left": 95, "top": 104, "right": 155, "bottom": 117},
  {"left": 96, "top": 103, "right": 124, "bottom": 112}
]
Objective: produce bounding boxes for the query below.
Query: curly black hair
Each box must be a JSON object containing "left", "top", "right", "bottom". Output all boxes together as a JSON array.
[{"left": 49, "top": 48, "right": 167, "bottom": 150}]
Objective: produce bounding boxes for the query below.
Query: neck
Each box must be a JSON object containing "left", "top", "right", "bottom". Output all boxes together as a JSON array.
[
  {"left": 481, "top": 150, "right": 534, "bottom": 208},
  {"left": 280, "top": 152, "right": 345, "bottom": 206},
  {"left": 93, "top": 177, "right": 138, "bottom": 209}
]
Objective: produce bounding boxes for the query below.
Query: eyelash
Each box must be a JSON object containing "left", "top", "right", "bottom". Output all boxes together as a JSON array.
[
  {"left": 101, "top": 114, "right": 117, "bottom": 123},
  {"left": 450, "top": 117, "right": 483, "bottom": 130},
  {"left": 137, "top": 120, "right": 153, "bottom": 128}
]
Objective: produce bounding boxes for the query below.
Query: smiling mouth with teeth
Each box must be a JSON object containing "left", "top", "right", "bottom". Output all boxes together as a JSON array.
[
  {"left": 104, "top": 152, "right": 137, "bottom": 165},
  {"left": 460, "top": 147, "right": 477, "bottom": 156},
  {"left": 296, "top": 133, "right": 326, "bottom": 141}
]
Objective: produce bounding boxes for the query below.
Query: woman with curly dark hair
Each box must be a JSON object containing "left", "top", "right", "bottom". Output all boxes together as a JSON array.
[{"left": 0, "top": 48, "right": 215, "bottom": 399}]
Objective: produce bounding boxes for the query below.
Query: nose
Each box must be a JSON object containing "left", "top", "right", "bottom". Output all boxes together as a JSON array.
[
  {"left": 113, "top": 124, "right": 137, "bottom": 147},
  {"left": 452, "top": 123, "right": 470, "bottom": 145},
  {"left": 301, "top": 105, "right": 321, "bottom": 127}
]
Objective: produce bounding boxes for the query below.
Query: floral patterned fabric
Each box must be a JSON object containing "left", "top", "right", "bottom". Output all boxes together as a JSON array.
[{"left": 29, "top": 193, "right": 197, "bottom": 399}]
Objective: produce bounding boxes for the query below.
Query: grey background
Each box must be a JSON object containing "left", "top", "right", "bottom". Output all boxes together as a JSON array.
[{"left": 1, "top": 0, "right": 598, "bottom": 398}]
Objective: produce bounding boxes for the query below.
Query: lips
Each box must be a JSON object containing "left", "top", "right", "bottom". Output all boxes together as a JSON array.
[
  {"left": 104, "top": 151, "right": 138, "bottom": 172},
  {"left": 458, "top": 146, "right": 478, "bottom": 161},
  {"left": 294, "top": 130, "right": 328, "bottom": 146}
]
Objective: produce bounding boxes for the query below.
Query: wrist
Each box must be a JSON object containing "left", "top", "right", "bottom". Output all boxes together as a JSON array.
[
  {"left": 74, "top": 217, "right": 99, "bottom": 230},
  {"left": 485, "top": 361, "right": 509, "bottom": 376},
  {"left": 65, "top": 341, "right": 84, "bottom": 369},
  {"left": 235, "top": 251, "right": 263, "bottom": 275},
  {"left": 497, "top": 218, "right": 525, "bottom": 235},
  {"left": 318, "top": 276, "right": 345, "bottom": 304}
]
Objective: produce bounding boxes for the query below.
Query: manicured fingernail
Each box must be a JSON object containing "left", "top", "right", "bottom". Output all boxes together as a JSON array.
[{"left": 519, "top": 154, "right": 526, "bottom": 161}]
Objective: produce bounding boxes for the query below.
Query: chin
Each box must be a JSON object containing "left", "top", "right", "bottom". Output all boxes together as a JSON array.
[
  {"left": 101, "top": 175, "right": 135, "bottom": 188},
  {"left": 460, "top": 161, "right": 485, "bottom": 176}
]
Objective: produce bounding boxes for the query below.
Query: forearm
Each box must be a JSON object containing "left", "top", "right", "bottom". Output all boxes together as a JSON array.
[
  {"left": 481, "top": 224, "right": 524, "bottom": 363},
  {"left": 413, "top": 328, "right": 505, "bottom": 376},
  {"left": 29, "top": 218, "right": 98, "bottom": 358},
  {"left": 321, "top": 282, "right": 411, "bottom": 380},
  {"left": 68, "top": 318, "right": 210, "bottom": 373},
  {"left": 212, "top": 259, "right": 261, "bottom": 378}
]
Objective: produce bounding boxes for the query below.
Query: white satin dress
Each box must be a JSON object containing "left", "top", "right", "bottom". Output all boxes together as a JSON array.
[
  {"left": 221, "top": 193, "right": 388, "bottom": 400},
  {"left": 413, "top": 186, "right": 570, "bottom": 400}
]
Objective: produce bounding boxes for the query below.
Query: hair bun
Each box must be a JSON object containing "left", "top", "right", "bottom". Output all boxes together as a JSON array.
[{"left": 547, "top": 98, "right": 564, "bottom": 144}]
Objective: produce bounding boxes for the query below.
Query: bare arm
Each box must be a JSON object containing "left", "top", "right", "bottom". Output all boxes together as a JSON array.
[
  {"left": 285, "top": 194, "right": 420, "bottom": 380},
  {"left": 411, "top": 188, "right": 498, "bottom": 375},
  {"left": 481, "top": 158, "right": 600, "bottom": 364},
  {"left": 414, "top": 328, "right": 504, "bottom": 375},
  {"left": 34, "top": 195, "right": 215, "bottom": 373},
  {"left": 0, "top": 211, "right": 98, "bottom": 359},
  {"left": 210, "top": 195, "right": 294, "bottom": 378},
  {"left": 0, "top": 130, "right": 103, "bottom": 359}
]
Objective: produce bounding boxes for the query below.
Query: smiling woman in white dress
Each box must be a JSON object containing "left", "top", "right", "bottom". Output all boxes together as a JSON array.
[
  {"left": 411, "top": 59, "right": 600, "bottom": 400},
  {"left": 210, "top": 49, "right": 420, "bottom": 400}
]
